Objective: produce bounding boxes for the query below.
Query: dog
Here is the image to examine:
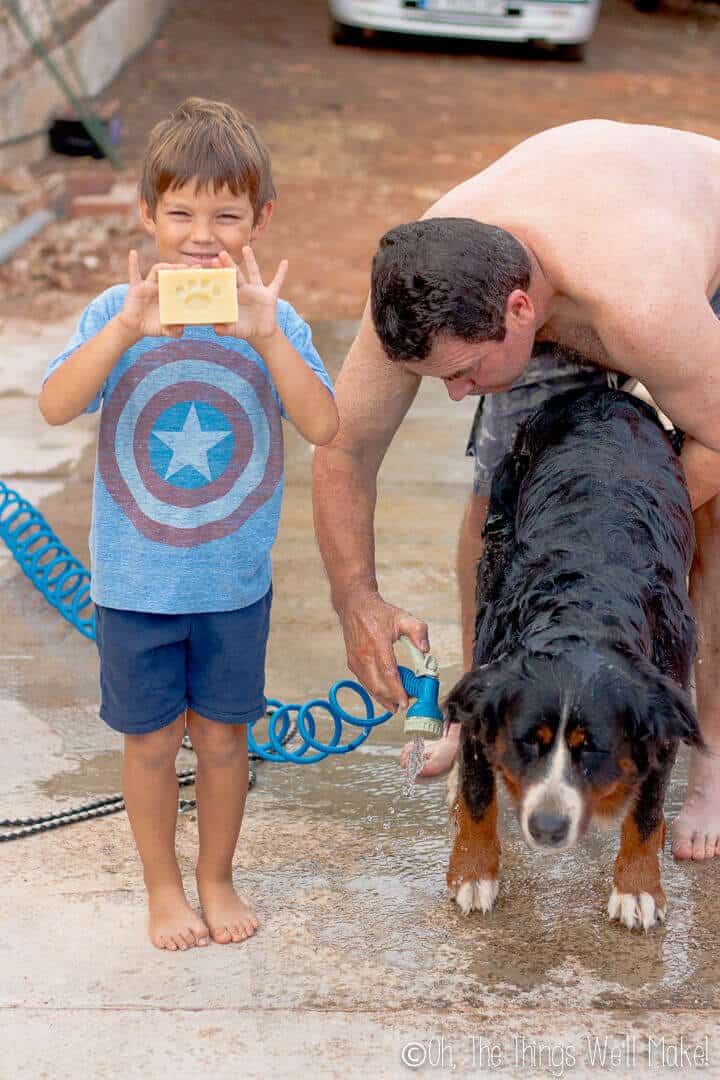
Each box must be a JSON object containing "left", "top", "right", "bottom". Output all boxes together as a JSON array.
[{"left": 445, "top": 386, "right": 702, "bottom": 931}]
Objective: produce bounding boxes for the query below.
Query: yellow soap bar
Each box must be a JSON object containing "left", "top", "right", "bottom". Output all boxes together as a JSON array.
[{"left": 158, "top": 267, "right": 238, "bottom": 325}]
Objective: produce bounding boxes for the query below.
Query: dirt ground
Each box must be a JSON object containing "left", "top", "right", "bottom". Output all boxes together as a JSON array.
[{"left": 1, "top": 0, "right": 719, "bottom": 324}]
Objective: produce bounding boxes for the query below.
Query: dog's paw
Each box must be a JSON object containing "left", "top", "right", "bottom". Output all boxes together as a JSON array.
[
  {"left": 607, "top": 887, "right": 666, "bottom": 931},
  {"left": 449, "top": 877, "right": 499, "bottom": 915}
]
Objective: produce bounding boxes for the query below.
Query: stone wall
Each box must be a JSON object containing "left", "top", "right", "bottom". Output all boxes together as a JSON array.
[{"left": 0, "top": 0, "right": 170, "bottom": 168}]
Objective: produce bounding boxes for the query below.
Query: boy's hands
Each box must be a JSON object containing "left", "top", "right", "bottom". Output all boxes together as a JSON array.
[
  {"left": 212, "top": 247, "right": 288, "bottom": 345},
  {"left": 117, "top": 247, "right": 286, "bottom": 344},
  {"left": 118, "top": 250, "right": 186, "bottom": 340}
]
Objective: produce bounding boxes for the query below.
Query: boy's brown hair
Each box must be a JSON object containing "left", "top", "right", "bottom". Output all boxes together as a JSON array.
[{"left": 139, "top": 97, "right": 276, "bottom": 222}]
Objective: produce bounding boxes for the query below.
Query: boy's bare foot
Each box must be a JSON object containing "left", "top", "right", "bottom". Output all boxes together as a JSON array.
[
  {"left": 399, "top": 724, "right": 461, "bottom": 779},
  {"left": 197, "top": 877, "right": 259, "bottom": 944},
  {"left": 148, "top": 883, "right": 210, "bottom": 951},
  {"left": 672, "top": 748, "right": 720, "bottom": 860}
]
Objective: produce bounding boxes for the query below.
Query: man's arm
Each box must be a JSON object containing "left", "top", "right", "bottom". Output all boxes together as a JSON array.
[
  {"left": 679, "top": 438, "right": 720, "bottom": 511},
  {"left": 601, "top": 288, "right": 720, "bottom": 456},
  {"left": 312, "top": 302, "right": 428, "bottom": 710}
]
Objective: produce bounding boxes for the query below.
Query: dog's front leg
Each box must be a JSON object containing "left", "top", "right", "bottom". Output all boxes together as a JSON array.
[
  {"left": 447, "top": 736, "right": 500, "bottom": 915},
  {"left": 608, "top": 746, "right": 677, "bottom": 931}
]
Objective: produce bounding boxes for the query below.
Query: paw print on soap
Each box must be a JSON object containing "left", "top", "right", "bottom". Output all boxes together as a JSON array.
[{"left": 174, "top": 273, "right": 223, "bottom": 312}]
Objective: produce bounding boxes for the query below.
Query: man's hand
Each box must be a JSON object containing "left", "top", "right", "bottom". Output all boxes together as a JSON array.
[
  {"left": 212, "top": 247, "right": 288, "bottom": 346},
  {"left": 118, "top": 250, "right": 187, "bottom": 340},
  {"left": 340, "top": 590, "right": 430, "bottom": 712}
]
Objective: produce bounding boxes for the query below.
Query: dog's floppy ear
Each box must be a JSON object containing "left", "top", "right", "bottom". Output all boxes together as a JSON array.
[
  {"left": 623, "top": 659, "right": 704, "bottom": 768},
  {"left": 444, "top": 662, "right": 516, "bottom": 746},
  {"left": 646, "top": 671, "right": 704, "bottom": 749}
]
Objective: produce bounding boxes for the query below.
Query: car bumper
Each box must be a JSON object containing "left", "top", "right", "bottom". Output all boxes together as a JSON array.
[{"left": 329, "top": 0, "right": 599, "bottom": 44}]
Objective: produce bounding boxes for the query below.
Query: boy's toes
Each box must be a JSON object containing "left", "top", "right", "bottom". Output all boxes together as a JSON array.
[
  {"left": 189, "top": 918, "right": 210, "bottom": 947},
  {"left": 210, "top": 924, "right": 233, "bottom": 945}
]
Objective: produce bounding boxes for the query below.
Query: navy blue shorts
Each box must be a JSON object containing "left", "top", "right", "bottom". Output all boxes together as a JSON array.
[{"left": 95, "top": 589, "right": 272, "bottom": 735}]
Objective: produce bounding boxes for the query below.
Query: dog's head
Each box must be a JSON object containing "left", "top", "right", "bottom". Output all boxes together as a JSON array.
[{"left": 446, "top": 646, "right": 702, "bottom": 852}]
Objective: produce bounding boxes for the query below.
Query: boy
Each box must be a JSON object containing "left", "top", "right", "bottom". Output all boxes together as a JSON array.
[{"left": 39, "top": 98, "right": 338, "bottom": 951}]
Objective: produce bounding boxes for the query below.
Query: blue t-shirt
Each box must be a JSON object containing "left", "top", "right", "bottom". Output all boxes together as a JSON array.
[{"left": 44, "top": 285, "right": 333, "bottom": 614}]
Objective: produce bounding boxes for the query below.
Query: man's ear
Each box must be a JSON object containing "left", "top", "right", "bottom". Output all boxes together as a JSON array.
[
  {"left": 138, "top": 198, "right": 156, "bottom": 238},
  {"left": 505, "top": 289, "right": 534, "bottom": 330},
  {"left": 251, "top": 200, "right": 274, "bottom": 239}
]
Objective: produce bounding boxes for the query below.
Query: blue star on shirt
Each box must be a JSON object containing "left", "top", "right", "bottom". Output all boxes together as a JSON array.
[{"left": 153, "top": 403, "right": 232, "bottom": 482}]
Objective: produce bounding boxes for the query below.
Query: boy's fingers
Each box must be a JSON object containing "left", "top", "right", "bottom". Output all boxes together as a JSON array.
[
  {"left": 269, "top": 259, "right": 288, "bottom": 295},
  {"left": 217, "top": 250, "right": 237, "bottom": 269},
  {"left": 128, "top": 249, "right": 141, "bottom": 284},
  {"left": 213, "top": 324, "right": 232, "bottom": 335},
  {"left": 242, "top": 245, "right": 263, "bottom": 286}
]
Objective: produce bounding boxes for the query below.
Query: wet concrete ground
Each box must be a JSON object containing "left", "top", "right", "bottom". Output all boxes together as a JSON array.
[{"left": 1, "top": 318, "right": 720, "bottom": 1078}]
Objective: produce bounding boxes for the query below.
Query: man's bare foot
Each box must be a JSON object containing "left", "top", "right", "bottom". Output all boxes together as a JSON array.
[
  {"left": 672, "top": 747, "right": 720, "bottom": 860},
  {"left": 148, "top": 883, "right": 210, "bottom": 951},
  {"left": 197, "top": 877, "right": 259, "bottom": 944},
  {"left": 399, "top": 724, "right": 460, "bottom": 779}
]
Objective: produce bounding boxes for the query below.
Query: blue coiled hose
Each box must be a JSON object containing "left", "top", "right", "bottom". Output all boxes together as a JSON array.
[{"left": 0, "top": 481, "right": 94, "bottom": 639}]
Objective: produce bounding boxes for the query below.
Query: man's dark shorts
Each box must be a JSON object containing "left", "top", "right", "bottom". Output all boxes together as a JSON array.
[
  {"left": 95, "top": 589, "right": 272, "bottom": 735},
  {"left": 466, "top": 288, "right": 720, "bottom": 496}
]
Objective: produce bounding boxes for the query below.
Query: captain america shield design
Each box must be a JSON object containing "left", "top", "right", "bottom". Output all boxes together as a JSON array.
[{"left": 98, "top": 340, "right": 283, "bottom": 546}]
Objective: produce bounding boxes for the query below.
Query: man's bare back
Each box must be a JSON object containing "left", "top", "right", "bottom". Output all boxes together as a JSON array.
[
  {"left": 428, "top": 120, "right": 720, "bottom": 309},
  {"left": 425, "top": 120, "right": 720, "bottom": 416}
]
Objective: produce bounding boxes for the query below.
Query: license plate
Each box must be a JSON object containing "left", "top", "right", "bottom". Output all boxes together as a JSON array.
[{"left": 420, "top": 0, "right": 507, "bottom": 14}]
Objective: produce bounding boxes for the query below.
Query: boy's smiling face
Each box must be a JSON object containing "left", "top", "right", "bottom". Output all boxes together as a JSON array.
[{"left": 140, "top": 180, "right": 272, "bottom": 267}]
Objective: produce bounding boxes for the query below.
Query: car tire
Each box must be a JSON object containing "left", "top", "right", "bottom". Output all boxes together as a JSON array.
[
  {"left": 554, "top": 42, "right": 586, "bottom": 61},
  {"left": 329, "top": 17, "right": 364, "bottom": 45}
]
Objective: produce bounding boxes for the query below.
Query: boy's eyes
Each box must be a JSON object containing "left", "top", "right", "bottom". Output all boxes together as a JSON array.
[{"left": 166, "top": 211, "right": 241, "bottom": 221}]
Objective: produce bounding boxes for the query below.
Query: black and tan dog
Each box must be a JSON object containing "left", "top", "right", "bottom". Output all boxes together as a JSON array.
[{"left": 446, "top": 387, "right": 702, "bottom": 931}]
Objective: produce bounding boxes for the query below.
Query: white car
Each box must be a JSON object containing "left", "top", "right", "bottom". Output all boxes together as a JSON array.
[{"left": 328, "top": 0, "right": 601, "bottom": 60}]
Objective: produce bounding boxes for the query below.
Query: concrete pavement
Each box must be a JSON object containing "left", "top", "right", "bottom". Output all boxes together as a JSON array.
[{"left": 1, "top": 314, "right": 719, "bottom": 1079}]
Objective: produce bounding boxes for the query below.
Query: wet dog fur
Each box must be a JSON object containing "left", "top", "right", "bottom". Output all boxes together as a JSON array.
[{"left": 445, "top": 387, "right": 702, "bottom": 930}]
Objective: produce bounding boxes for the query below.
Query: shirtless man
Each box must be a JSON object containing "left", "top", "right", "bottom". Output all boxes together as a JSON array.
[{"left": 312, "top": 120, "right": 720, "bottom": 861}]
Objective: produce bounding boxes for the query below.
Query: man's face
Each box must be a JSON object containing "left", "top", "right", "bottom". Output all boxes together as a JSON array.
[{"left": 402, "top": 328, "right": 534, "bottom": 401}]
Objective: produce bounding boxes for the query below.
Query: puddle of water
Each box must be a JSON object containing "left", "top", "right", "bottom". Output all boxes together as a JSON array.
[{"left": 38, "top": 749, "right": 122, "bottom": 799}]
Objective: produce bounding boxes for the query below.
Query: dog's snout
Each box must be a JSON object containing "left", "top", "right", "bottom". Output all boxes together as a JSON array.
[{"left": 528, "top": 810, "right": 570, "bottom": 847}]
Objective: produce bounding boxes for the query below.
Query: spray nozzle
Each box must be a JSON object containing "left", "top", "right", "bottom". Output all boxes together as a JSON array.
[{"left": 396, "top": 635, "right": 444, "bottom": 738}]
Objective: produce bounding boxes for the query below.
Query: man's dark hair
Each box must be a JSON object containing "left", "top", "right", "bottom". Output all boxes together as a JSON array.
[{"left": 370, "top": 218, "right": 531, "bottom": 361}]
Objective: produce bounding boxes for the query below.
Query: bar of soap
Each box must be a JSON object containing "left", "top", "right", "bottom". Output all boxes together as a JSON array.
[{"left": 158, "top": 267, "right": 238, "bottom": 325}]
